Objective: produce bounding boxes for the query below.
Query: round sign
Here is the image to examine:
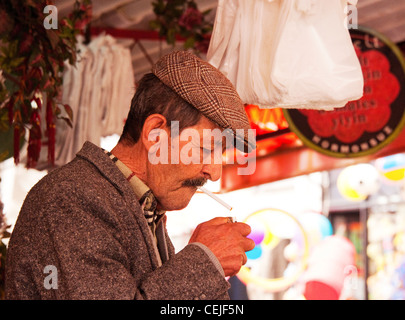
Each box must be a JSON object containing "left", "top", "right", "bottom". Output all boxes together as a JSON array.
[{"left": 283, "top": 27, "right": 405, "bottom": 158}]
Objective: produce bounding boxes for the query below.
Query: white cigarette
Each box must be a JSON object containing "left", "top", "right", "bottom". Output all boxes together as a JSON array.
[{"left": 198, "top": 187, "right": 233, "bottom": 211}]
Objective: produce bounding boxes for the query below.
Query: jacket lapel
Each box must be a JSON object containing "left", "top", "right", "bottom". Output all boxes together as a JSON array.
[{"left": 75, "top": 141, "right": 164, "bottom": 270}]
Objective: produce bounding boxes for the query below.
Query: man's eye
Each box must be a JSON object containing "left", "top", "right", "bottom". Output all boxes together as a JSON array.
[{"left": 201, "top": 147, "right": 215, "bottom": 157}]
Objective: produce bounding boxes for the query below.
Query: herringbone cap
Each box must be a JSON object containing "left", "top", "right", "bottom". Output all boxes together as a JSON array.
[{"left": 152, "top": 51, "right": 255, "bottom": 152}]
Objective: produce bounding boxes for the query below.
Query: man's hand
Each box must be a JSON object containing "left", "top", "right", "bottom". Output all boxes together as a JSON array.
[{"left": 188, "top": 217, "right": 255, "bottom": 277}]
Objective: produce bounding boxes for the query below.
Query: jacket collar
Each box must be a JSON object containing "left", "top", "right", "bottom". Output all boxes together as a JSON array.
[
  {"left": 75, "top": 141, "right": 131, "bottom": 197},
  {"left": 75, "top": 141, "right": 168, "bottom": 267},
  {"left": 103, "top": 149, "right": 166, "bottom": 218}
]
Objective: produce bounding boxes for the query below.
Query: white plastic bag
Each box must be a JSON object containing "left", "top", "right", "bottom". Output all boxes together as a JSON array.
[
  {"left": 207, "top": 0, "right": 364, "bottom": 110},
  {"left": 207, "top": 0, "right": 284, "bottom": 106},
  {"left": 206, "top": 0, "right": 239, "bottom": 80},
  {"left": 270, "top": 0, "right": 364, "bottom": 109}
]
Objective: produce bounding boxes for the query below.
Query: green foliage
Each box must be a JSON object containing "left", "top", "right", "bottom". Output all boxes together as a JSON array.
[
  {"left": 0, "top": 0, "right": 92, "bottom": 167},
  {"left": 150, "top": 0, "right": 212, "bottom": 54}
]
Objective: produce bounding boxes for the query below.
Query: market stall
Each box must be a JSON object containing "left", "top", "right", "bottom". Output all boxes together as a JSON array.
[{"left": 1, "top": 0, "right": 405, "bottom": 301}]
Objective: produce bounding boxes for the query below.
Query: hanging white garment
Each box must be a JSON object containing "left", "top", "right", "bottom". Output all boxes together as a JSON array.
[
  {"left": 102, "top": 42, "right": 134, "bottom": 136},
  {"left": 36, "top": 35, "right": 135, "bottom": 168},
  {"left": 207, "top": 0, "right": 364, "bottom": 110},
  {"left": 55, "top": 38, "right": 92, "bottom": 167}
]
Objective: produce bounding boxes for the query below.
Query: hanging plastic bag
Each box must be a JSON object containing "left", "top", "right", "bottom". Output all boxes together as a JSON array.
[
  {"left": 207, "top": 0, "right": 364, "bottom": 110},
  {"left": 269, "top": 0, "right": 364, "bottom": 110},
  {"left": 238, "top": 0, "right": 286, "bottom": 106},
  {"left": 207, "top": 0, "right": 284, "bottom": 106},
  {"left": 206, "top": 0, "right": 239, "bottom": 79}
]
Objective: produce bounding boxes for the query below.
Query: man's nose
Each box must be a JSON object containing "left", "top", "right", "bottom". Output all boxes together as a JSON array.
[{"left": 202, "top": 163, "right": 222, "bottom": 182}]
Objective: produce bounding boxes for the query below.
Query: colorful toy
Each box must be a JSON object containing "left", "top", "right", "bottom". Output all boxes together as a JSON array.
[
  {"left": 337, "top": 164, "right": 380, "bottom": 201},
  {"left": 375, "top": 153, "right": 405, "bottom": 184},
  {"left": 238, "top": 208, "right": 310, "bottom": 292}
]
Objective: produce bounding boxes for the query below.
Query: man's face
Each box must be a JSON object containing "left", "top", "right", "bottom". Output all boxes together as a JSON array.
[{"left": 146, "top": 116, "right": 225, "bottom": 211}]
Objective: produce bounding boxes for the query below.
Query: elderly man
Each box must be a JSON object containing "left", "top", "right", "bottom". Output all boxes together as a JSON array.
[{"left": 5, "top": 51, "right": 256, "bottom": 300}]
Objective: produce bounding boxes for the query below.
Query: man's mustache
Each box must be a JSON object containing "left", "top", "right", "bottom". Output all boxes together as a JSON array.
[{"left": 182, "top": 178, "right": 207, "bottom": 188}]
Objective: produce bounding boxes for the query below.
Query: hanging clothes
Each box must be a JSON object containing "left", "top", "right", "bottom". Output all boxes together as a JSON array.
[
  {"left": 103, "top": 42, "right": 135, "bottom": 136},
  {"left": 207, "top": 0, "right": 364, "bottom": 110},
  {"left": 37, "top": 34, "right": 135, "bottom": 169}
]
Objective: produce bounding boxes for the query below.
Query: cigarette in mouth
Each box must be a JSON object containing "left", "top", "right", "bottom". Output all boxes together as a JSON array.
[{"left": 198, "top": 186, "right": 233, "bottom": 211}]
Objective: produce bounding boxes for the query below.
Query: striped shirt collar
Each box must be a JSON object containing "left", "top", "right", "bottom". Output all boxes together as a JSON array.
[{"left": 103, "top": 150, "right": 165, "bottom": 227}]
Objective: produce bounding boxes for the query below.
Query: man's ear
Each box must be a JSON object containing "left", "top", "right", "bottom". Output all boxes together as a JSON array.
[{"left": 141, "top": 114, "right": 169, "bottom": 151}]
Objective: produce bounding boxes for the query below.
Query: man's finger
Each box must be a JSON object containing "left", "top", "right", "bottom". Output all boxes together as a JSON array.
[
  {"left": 205, "top": 217, "right": 232, "bottom": 226},
  {"left": 232, "top": 222, "right": 252, "bottom": 236},
  {"left": 242, "top": 237, "right": 256, "bottom": 252}
]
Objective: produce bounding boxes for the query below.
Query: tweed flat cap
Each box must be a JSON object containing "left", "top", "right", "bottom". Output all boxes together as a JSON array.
[{"left": 152, "top": 50, "right": 255, "bottom": 152}]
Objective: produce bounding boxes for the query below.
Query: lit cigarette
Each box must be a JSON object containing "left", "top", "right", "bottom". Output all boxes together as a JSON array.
[{"left": 198, "top": 187, "right": 233, "bottom": 211}]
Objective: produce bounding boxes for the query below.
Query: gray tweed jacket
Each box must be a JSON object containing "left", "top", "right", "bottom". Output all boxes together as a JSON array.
[{"left": 5, "top": 141, "right": 230, "bottom": 300}]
